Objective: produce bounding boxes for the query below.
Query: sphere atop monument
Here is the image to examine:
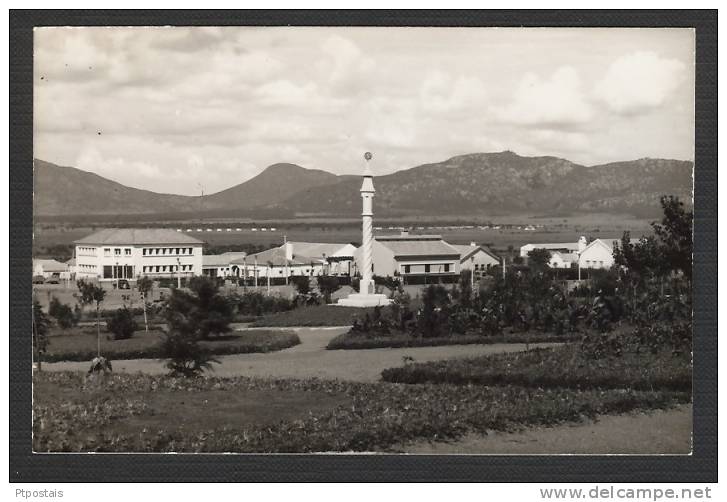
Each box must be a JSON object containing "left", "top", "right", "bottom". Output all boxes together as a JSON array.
[{"left": 364, "top": 151, "right": 372, "bottom": 161}]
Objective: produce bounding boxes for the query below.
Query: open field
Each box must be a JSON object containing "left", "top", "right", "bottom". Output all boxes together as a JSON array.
[
  {"left": 33, "top": 213, "right": 652, "bottom": 259},
  {"left": 33, "top": 371, "right": 689, "bottom": 453}
]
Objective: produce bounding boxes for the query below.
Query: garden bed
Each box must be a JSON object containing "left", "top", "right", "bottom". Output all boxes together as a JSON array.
[
  {"left": 250, "top": 304, "right": 384, "bottom": 327},
  {"left": 381, "top": 344, "right": 692, "bottom": 391},
  {"left": 33, "top": 371, "right": 689, "bottom": 453},
  {"left": 42, "top": 327, "right": 300, "bottom": 362},
  {"left": 326, "top": 331, "right": 579, "bottom": 350}
]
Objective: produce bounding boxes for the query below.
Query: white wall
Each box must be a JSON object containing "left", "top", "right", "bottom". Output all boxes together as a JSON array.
[
  {"left": 75, "top": 243, "right": 203, "bottom": 280},
  {"left": 579, "top": 240, "right": 615, "bottom": 269},
  {"left": 460, "top": 249, "right": 500, "bottom": 270}
]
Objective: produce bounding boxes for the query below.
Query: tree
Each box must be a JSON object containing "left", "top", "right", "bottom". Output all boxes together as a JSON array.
[
  {"left": 77, "top": 279, "right": 106, "bottom": 358},
  {"left": 613, "top": 195, "right": 693, "bottom": 282},
  {"left": 32, "top": 300, "right": 50, "bottom": 370},
  {"left": 528, "top": 248, "right": 552, "bottom": 270},
  {"left": 107, "top": 307, "right": 138, "bottom": 340},
  {"left": 652, "top": 195, "right": 693, "bottom": 279},
  {"left": 316, "top": 275, "right": 340, "bottom": 304},
  {"left": 137, "top": 276, "right": 153, "bottom": 333},
  {"left": 164, "top": 275, "right": 232, "bottom": 341},
  {"left": 418, "top": 285, "right": 450, "bottom": 338},
  {"left": 48, "top": 297, "right": 77, "bottom": 329}
]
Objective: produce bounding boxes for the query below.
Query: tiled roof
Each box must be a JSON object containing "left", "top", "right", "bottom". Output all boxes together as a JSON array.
[
  {"left": 33, "top": 259, "right": 68, "bottom": 272},
  {"left": 551, "top": 251, "right": 579, "bottom": 262},
  {"left": 231, "top": 246, "right": 321, "bottom": 267},
  {"left": 376, "top": 236, "right": 460, "bottom": 258},
  {"left": 522, "top": 242, "right": 581, "bottom": 251},
  {"left": 202, "top": 252, "right": 248, "bottom": 267},
  {"left": 74, "top": 228, "right": 204, "bottom": 245},
  {"left": 287, "top": 242, "right": 353, "bottom": 259},
  {"left": 451, "top": 244, "right": 500, "bottom": 262}
]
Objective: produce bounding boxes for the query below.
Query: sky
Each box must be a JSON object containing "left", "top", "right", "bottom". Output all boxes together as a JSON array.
[{"left": 34, "top": 27, "right": 695, "bottom": 196}]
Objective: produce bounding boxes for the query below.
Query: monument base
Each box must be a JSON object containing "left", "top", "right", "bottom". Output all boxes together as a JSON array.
[{"left": 337, "top": 293, "right": 392, "bottom": 308}]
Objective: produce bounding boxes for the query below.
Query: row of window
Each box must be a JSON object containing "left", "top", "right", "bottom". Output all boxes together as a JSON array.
[
  {"left": 77, "top": 246, "right": 96, "bottom": 256},
  {"left": 584, "top": 260, "right": 606, "bottom": 267},
  {"left": 142, "top": 265, "right": 193, "bottom": 273},
  {"left": 77, "top": 263, "right": 95, "bottom": 271},
  {"left": 103, "top": 248, "right": 132, "bottom": 257},
  {"left": 402, "top": 264, "right": 451, "bottom": 274},
  {"left": 142, "top": 247, "right": 194, "bottom": 256}
]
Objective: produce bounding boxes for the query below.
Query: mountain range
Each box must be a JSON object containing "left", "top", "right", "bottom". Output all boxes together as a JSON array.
[{"left": 33, "top": 152, "right": 693, "bottom": 220}]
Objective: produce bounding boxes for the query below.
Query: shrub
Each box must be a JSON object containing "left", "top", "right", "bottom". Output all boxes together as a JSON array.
[
  {"left": 106, "top": 307, "right": 138, "bottom": 340},
  {"left": 49, "top": 298, "right": 77, "bottom": 329},
  {"left": 165, "top": 276, "right": 233, "bottom": 340},
  {"left": 160, "top": 330, "right": 219, "bottom": 378},
  {"left": 316, "top": 275, "right": 340, "bottom": 304},
  {"left": 290, "top": 275, "right": 311, "bottom": 295}
]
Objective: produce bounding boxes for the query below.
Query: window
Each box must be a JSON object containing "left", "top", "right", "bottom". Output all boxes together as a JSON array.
[
  {"left": 104, "top": 248, "right": 111, "bottom": 257},
  {"left": 103, "top": 266, "right": 113, "bottom": 279},
  {"left": 155, "top": 266, "right": 160, "bottom": 273},
  {"left": 188, "top": 247, "right": 193, "bottom": 255},
  {"left": 403, "top": 265, "right": 410, "bottom": 274},
  {"left": 125, "top": 248, "right": 131, "bottom": 256},
  {"left": 114, "top": 248, "right": 121, "bottom": 256},
  {"left": 444, "top": 264, "right": 450, "bottom": 273},
  {"left": 176, "top": 248, "right": 180, "bottom": 255},
  {"left": 424, "top": 264, "right": 430, "bottom": 273}
]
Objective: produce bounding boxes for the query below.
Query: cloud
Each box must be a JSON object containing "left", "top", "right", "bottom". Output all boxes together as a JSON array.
[
  {"left": 495, "top": 66, "right": 593, "bottom": 127},
  {"left": 33, "top": 27, "right": 695, "bottom": 194},
  {"left": 594, "top": 51, "right": 687, "bottom": 115}
]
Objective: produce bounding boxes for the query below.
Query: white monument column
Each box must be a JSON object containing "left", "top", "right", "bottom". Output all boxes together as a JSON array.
[
  {"left": 359, "top": 155, "right": 375, "bottom": 295},
  {"left": 338, "top": 152, "right": 391, "bottom": 307}
]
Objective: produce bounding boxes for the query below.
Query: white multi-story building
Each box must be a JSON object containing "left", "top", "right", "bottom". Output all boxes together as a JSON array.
[{"left": 74, "top": 228, "right": 204, "bottom": 282}]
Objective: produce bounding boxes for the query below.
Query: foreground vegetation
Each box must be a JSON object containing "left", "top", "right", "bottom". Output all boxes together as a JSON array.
[
  {"left": 33, "top": 371, "right": 688, "bottom": 453},
  {"left": 43, "top": 328, "right": 300, "bottom": 363},
  {"left": 382, "top": 338, "right": 692, "bottom": 392},
  {"left": 327, "top": 331, "right": 577, "bottom": 350}
]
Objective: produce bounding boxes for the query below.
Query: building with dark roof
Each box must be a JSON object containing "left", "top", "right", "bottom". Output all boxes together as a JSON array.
[{"left": 73, "top": 228, "right": 204, "bottom": 281}]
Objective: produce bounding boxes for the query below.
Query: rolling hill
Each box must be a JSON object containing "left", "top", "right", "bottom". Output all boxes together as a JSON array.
[{"left": 33, "top": 152, "right": 693, "bottom": 220}]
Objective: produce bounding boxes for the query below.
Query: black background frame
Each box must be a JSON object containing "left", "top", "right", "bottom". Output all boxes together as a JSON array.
[{"left": 9, "top": 9, "right": 717, "bottom": 483}]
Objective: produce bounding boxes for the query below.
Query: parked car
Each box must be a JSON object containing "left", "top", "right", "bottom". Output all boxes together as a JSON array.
[
  {"left": 46, "top": 276, "right": 60, "bottom": 284},
  {"left": 117, "top": 279, "right": 130, "bottom": 290},
  {"left": 32, "top": 275, "right": 45, "bottom": 284}
]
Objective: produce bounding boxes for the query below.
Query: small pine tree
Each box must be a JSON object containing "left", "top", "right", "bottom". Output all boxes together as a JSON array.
[{"left": 106, "top": 307, "right": 138, "bottom": 340}]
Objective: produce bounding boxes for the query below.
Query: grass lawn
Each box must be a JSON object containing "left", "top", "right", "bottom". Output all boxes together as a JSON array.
[
  {"left": 43, "top": 327, "right": 300, "bottom": 363},
  {"left": 33, "top": 371, "right": 689, "bottom": 453},
  {"left": 381, "top": 344, "right": 692, "bottom": 392},
  {"left": 326, "top": 331, "right": 578, "bottom": 350},
  {"left": 250, "top": 304, "right": 380, "bottom": 327}
]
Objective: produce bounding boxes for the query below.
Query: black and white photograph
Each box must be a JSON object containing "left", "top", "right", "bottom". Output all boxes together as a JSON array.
[{"left": 19, "top": 16, "right": 709, "bottom": 467}]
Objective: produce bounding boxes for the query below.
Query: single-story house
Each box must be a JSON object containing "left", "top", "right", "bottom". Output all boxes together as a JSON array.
[
  {"left": 353, "top": 232, "right": 461, "bottom": 278},
  {"left": 202, "top": 251, "right": 248, "bottom": 278},
  {"left": 32, "top": 259, "right": 69, "bottom": 278},
  {"left": 452, "top": 242, "right": 501, "bottom": 276}
]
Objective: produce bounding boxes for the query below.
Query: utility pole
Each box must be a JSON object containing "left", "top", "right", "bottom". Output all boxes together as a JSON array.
[
  {"left": 502, "top": 256, "right": 506, "bottom": 281},
  {"left": 254, "top": 255, "right": 258, "bottom": 288},
  {"left": 176, "top": 257, "right": 181, "bottom": 289}
]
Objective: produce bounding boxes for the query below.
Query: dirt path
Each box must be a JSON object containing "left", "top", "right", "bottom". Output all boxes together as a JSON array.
[
  {"left": 42, "top": 327, "right": 560, "bottom": 382},
  {"left": 400, "top": 404, "right": 693, "bottom": 454}
]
